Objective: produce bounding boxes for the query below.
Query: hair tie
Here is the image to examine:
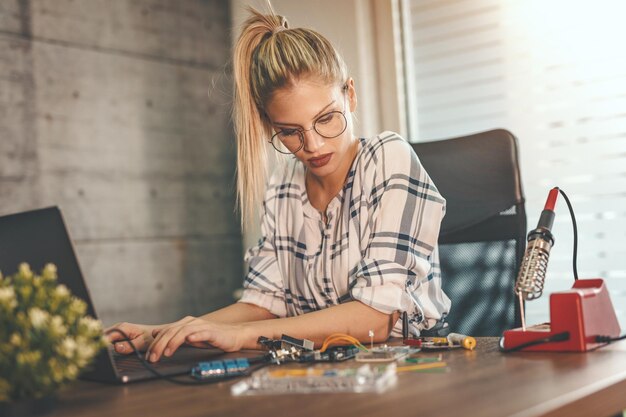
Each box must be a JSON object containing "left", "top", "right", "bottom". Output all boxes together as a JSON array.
[
  {"left": 272, "top": 25, "right": 286, "bottom": 35},
  {"left": 272, "top": 16, "right": 288, "bottom": 35}
]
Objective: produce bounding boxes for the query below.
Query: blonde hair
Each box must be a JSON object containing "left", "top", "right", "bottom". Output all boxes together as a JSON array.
[{"left": 233, "top": 4, "right": 348, "bottom": 228}]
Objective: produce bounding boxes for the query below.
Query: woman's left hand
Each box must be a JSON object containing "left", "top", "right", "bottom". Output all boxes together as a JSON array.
[{"left": 145, "top": 317, "right": 248, "bottom": 362}]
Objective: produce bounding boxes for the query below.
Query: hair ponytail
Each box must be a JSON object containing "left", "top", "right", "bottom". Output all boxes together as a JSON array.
[
  {"left": 233, "top": 6, "right": 282, "bottom": 229},
  {"left": 233, "top": 4, "right": 348, "bottom": 228}
]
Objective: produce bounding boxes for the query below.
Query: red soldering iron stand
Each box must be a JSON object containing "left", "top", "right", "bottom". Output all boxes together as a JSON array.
[{"left": 502, "top": 278, "right": 621, "bottom": 352}]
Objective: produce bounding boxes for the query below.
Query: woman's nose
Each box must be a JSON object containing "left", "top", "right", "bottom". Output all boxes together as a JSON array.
[{"left": 302, "top": 130, "right": 324, "bottom": 153}]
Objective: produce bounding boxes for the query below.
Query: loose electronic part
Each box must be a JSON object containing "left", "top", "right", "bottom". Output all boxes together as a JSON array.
[
  {"left": 230, "top": 363, "right": 397, "bottom": 395},
  {"left": 403, "top": 353, "right": 443, "bottom": 364},
  {"left": 258, "top": 334, "right": 315, "bottom": 364},
  {"left": 259, "top": 333, "right": 367, "bottom": 364},
  {"left": 396, "top": 361, "right": 448, "bottom": 373},
  {"left": 299, "top": 346, "right": 360, "bottom": 362},
  {"left": 191, "top": 358, "right": 252, "bottom": 380},
  {"left": 419, "top": 333, "right": 476, "bottom": 351},
  {"left": 420, "top": 338, "right": 460, "bottom": 350},
  {"left": 258, "top": 334, "right": 315, "bottom": 351},
  {"left": 355, "top": 346, "right": 418, "bottom": 362},
  {"left": 402, "top": 311, "right": 422, "bottom": 346}
]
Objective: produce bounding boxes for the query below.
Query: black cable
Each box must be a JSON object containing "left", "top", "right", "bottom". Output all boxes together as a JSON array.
[
  {"left": 556, "top": 188, "right": 579, "bottom": 280},
  {"left": 105, "top": 328, "right": 269, "bottom": 385},
  {"left": 595, "top": 334, "right": 626, "bottom": 344},
  {"left": 499, "top": 331, "right": 570, "bottom": 353},
  {"left": 555, "top": 190, "right": 625, "bottom": 347}
]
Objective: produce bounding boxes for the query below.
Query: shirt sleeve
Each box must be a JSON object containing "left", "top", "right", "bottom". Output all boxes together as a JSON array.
[
  {"left": 349, "top": 132, "right": 449, "bottom": 329},
  {"left": 238, "top": 182, "right": 287, "bottom": 318}
]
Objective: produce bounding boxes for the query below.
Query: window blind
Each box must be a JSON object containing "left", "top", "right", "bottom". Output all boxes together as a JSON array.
[{"left": 403, "top": 0, "right": 626, "bottom": 326}]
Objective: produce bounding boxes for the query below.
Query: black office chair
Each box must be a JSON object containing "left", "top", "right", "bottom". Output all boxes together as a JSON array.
[{"left": 412, "top": 129, "right": 527, "bottom": 336}]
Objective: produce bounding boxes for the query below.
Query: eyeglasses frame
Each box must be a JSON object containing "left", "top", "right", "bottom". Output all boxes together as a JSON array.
[{"left": 268, "top": 86, "right": 349, "bottom": 155}]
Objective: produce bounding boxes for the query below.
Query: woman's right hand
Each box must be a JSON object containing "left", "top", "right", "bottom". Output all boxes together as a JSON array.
[{"left": 105, "top": 322, "right": 157, "bottom": 354}]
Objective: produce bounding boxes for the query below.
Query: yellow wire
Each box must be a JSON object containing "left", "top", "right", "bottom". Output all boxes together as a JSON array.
[
  {"left": 320, "top": 338, "right": 356, "bottom": 352},
  {"left": 320, "top": 334, "right": 368, "bottom": 352},
  {"left": 396, "top": 362, "right": 448, "bottom": 373},
  {"left": 322, "top": 333, "right": 364, "bottom": 352},
  {"left": 324, "top": 333, "right": 359, "bottom": 340},
  {"left": 323, "top": 336, "right": 361, "bottom": 345},
  {"left": 321, "top": 336, "right": 362, "bottom": 348}
]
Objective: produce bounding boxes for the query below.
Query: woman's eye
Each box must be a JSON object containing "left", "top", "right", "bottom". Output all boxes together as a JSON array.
[
  {"left": 280, "top": 129, "right": 299, "bottom": 137},
  {"left": 317, "top": 114, "right": 334, "bottom": 124}
]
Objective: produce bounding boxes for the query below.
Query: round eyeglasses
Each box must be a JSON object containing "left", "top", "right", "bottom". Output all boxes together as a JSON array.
[{"left": 269, "top": 109, "right": 348, "bottom": 155}]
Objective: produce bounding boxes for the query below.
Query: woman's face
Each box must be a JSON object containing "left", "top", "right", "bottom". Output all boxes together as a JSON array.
[{"left": 265, "top": 77, "right": 358, "bottom": 180}]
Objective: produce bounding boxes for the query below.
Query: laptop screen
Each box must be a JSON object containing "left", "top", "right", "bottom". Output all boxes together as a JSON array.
[{"left": 0, "top": 206, "right": 99, "bottom": 319}]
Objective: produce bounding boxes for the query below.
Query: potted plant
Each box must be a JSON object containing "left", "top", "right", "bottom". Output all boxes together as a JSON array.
[{"left": 0, "top": 263, "right": 107, "bottom": 416}]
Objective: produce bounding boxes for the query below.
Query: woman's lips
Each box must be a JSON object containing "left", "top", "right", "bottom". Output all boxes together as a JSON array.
[{"left": 308, "top": 153, "right": 333, "bottom": 168}]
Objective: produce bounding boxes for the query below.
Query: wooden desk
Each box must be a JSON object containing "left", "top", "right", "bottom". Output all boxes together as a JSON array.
[{"left": 48, "top": 338, "right": 626, "bottom": 417}]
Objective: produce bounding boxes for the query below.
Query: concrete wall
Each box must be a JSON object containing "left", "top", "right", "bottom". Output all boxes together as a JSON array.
[{"left": 0, "top": 0, "right": 242, "bottom": 326}]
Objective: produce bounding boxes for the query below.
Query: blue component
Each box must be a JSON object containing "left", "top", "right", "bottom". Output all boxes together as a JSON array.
[
  {"left": 191, "top": 358, "right": 251, "bottom": 380},
  {"left": 223, "top": 360, "right": 238, "bottom": 373},
  {"left": 236, "top": 358, "right": 250, "bottom": 370},
  {"left": 211, "top": 362, "right": 226, "bottom": 373}
]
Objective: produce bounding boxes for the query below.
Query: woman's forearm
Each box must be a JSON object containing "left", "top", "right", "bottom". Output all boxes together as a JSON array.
[
  {"left": 199, "top": 301, "right": 276, "bottom": 323},
  {"left": 147, "top": 301, "right": 399, "bottom": 360},
  {"left": 239, "top": 301, "right": 399, "bottom": 349}
]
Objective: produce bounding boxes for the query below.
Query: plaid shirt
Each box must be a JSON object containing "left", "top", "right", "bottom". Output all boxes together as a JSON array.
[{"left": 240, "top": 131, "right": 451, "bottom": 336}]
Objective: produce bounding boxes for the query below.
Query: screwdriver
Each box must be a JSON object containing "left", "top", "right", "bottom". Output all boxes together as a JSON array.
[
  {"left": 429, "top": 334, "right": 476, "bottom": 350},
  {"left": 447, "top": 333, "right": 476, "bottom": 350}
]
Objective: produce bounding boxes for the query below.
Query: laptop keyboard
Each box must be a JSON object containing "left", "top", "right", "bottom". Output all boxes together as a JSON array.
[{"left": 114, "top": 354, "right": 192, "bottom": 374}]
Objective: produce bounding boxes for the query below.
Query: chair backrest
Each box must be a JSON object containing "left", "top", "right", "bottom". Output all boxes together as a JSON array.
[{"left": 412, "top": 129, "right": 526, "bottom": 336}]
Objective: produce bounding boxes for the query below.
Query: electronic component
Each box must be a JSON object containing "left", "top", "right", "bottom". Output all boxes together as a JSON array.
[
  {"left": 231, "top": 363, "right": 397, "bottom": 395},
  {"left": 396, "top": 361, "right": 448, "bottom": 373},
  {"left": 299, "top": 346, "right": 360, "bottom": 362},
  {"left": 402, "top": 311, "right": 422, "bottom": 346},
  {"left": 403, "top": 353, "right": 442, "bottom": 364},
  {"left": 281, "top": 334, "right": 314, "bottom": 351},
  {"left": 417, "top": 334, "right": 476, "bottom": 351},
  {"left": 257, "top": 334, "right": 315, "bottom": 364},
  {"left": 355, "top": 346, "right": 417, "bottom": 362},
  {"left": 191, "top": 358, "right": 251, "bottom": 380}
]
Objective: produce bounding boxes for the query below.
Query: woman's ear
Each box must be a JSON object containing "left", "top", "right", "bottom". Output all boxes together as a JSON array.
[{"left": 346, "top": 77, "right": 357, "bottom": 113}]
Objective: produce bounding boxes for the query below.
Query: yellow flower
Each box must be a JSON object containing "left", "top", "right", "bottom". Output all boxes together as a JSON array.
[
  {"left": 49, "top": 315, "right": 67, "bottom": 337},
  {"left": 65, "top": 364, "right": 79, "bottom": 379},
  {"left": 0, "top": 378, "right": 10, "bottom": 402},
  {"left": 48, "top": 358, "right": 64, "bottom": 383},
  {"left": 57, "top": 337, "right": 78, "bottom": 359},
  {"left": 79, "top": 316, "right": 102, "bottom": 334},
  {"left": 28, "top": 307, "right": 50, "bottom": 328},
  {"left": 77, "top": 342, "right": 96, "bottom": 360},
  {"left": 17, "top": 350, "right": 42, "bottom": 366},
  {"left": 69, "top": 298, "right": 87, "bottom": 316},
  {"left": 18, "top": 262, "right": 33, "bottom": 278},
  {"left": 42, "top": 263, "right": 58, "bottom": 281},
  {"left": 10, "top": 333, "right": 21, "bottom": 347},
  {"left": 0, "top": 287, "right": 17, "bottom": 309},
  {"left": 2, "top": 263, "right": 106, "bottom": 401},
  {"left": 55, "top": 284, "right": 70, "bottom": 298}
]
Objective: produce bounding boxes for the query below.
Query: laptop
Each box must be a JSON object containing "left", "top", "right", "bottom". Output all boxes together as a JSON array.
[{"left": 0, "top": 206, "right": 247, "bottom": 383}]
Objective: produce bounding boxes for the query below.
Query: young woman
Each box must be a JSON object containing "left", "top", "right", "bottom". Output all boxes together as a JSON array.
[{"left": 108, "top": 6, "right": 450, "bottom": 363}]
